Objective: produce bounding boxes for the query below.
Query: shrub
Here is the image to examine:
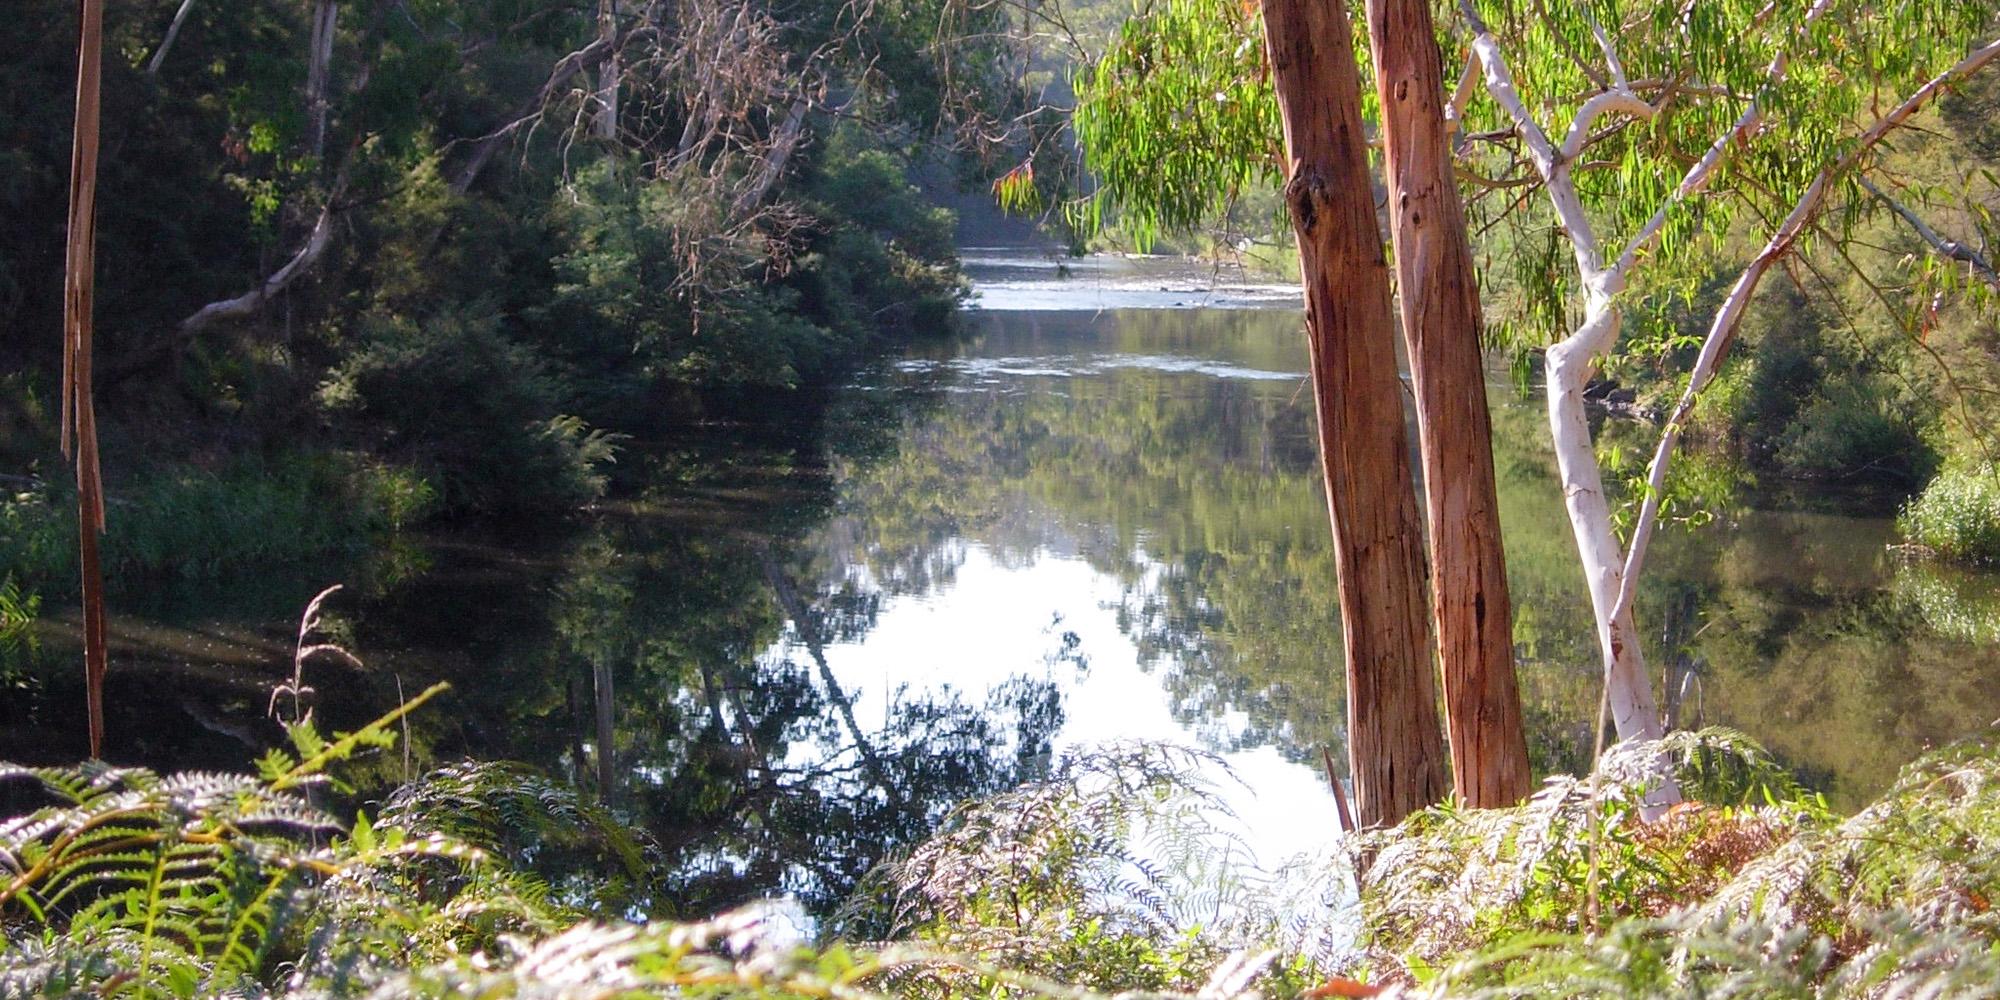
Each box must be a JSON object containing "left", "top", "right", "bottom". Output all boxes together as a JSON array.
[
  {"left": 319, "top": 306, "right": 618, "bottom": 513},
  {"left": 1900, "top": 462, "right": 2000, "bottom": 564},
  {"left": 791, "top": 132, "right": 965, "bottom": 342},
  {"left": 1772, "top": 384, "right": 1938, "bottom": 486},
  {"left": 847, "top": 742, "right": 1324, "bottom": 996},
  {"left": 1351, "top": 729, "right": 2000, "bottom": 997},
  {"left": 0, "top": 574, "right": 35, "bottom": 687}
]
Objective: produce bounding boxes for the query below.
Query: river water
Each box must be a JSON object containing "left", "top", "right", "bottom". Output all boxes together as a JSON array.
[{"left": 7, "top": 247, "right": 2000, "bottom": 917}]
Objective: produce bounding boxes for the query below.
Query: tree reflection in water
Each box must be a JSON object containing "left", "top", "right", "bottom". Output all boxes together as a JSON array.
[{"left": 8, "top": 281, "right": 2000, "bottom": 914}]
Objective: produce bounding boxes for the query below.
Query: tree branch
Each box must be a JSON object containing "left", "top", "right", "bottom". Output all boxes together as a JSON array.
[
  {"left": 1860, "top": 175, "right": 2000, "bottom": 291},
  {"left": 448, "top": 30, "right": 638, "bottom": 193},
  {"left": 1617, "top": 34, "right": 2000, "bottom": 620},
  {"left": 144, "top": 0, "right": 199, "bottom": 77},
  {"left": 1613, "top": 0, "right": 1837, "bottom": 277},
  {"left": 178, "top": 158, "right": 354, "bottom": 336}
]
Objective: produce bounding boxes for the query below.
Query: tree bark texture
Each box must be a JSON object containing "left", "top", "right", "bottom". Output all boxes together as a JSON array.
[
  {"left": 65, "top": 0, "right": 110, "bottom": 759},
  {"left": 596, "top": 0, "right": 621, "bottom": 141},
  {"left": 306, "top": 0, "right": 338, "bottom": 159},
  {"left": 1261, "top": 0, "right": 1449, "bottom": 829},
  {"left": 1365, "top": 0, "right": 1531, "bottom": 809}
]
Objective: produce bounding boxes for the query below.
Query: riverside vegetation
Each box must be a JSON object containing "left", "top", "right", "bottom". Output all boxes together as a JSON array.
[
  {"left": 12, "top": 0, "right": 2000, "bottom": 996},
  {"left": 5, "top": 669, "right": 2000, "bottom": 997},
  {"left": 0, "top": 0, "right": 979, "bottom": 611}
]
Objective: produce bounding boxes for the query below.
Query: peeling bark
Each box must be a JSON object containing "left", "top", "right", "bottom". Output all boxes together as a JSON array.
[
  {"left": 1263, "top": 0, "right": 1449, "bottom": 829},
  {"left": 1367, "top": 0, "right": 1531, "bottom": 809},
  {"left": 65, "top": 0, "right": 110, "bottom": 759}
]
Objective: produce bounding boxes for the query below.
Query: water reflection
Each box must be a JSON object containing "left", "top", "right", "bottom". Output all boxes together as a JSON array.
[{"left": 8, "top": 250, "right": 2000, "bottom": 917}]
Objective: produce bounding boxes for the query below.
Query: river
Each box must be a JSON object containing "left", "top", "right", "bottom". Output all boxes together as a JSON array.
[{"left": 6, "top": 246, "right": 2000, "bottom": 918}]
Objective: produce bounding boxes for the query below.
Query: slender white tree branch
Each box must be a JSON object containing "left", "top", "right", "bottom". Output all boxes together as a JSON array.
[
  {"left": 1559, "top": 89, "right": 1653, "bottom": 164},
  {"left": 1613, "top": 0, "right": 1837, "bottom": 277},
  {"left": 1584, "top": 7, "right": 1630, "bottom": 91},
  {"left": 179, "top": 199, "right": 342, "bottom": 335},
  {"left": 1860, "top": 176, "right": 2000, "bottom": 290},
  {"left": 1447, "top": 50, "right": 1480, "bottom": 129},
  {"left": 1462, "top": 1, "right": 1669, "bottom": 779},
  {"left": 1615, "top": 35, "right": 2000, "bottom": 621},
  {"left": 1462, "top": 6, "right": 1607, "bottom": 279},
  {"left": 145, "top": 0, "right": 199, "bottom": 76}
]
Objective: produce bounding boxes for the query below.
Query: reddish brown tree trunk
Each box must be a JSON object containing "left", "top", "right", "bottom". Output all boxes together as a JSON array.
[
  {"left": 1261, "top": 0, "right": 1449, "bottom": 828},
  {"left": 65, "top": 0, "right": 110, "bottom": 759},
  {"left": 1366, "top": 0, "right": 1531, "bottom": 808}
]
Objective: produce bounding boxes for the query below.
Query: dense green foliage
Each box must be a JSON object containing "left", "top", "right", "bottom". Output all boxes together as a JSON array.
[
  {"left": 0, "top": 0, "right": 1015, "bottom": 591},
  {"left": 1901, "top": 462, "right": 2000, "bottom": 564},
  {"left": 1063, "top": 0, "right": 2000, "bottom": 523},
  {"left": 8, "top": 1, "right": 2000, "bottom": 995}
]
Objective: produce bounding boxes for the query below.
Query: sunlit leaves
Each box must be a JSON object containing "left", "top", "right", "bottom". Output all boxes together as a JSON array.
[
  {"left": 993, "top": 159, "right": 1043, "bottom": 214},
  {"left": 1070, "top": 0, "right": 1280, "bottom": 248}
]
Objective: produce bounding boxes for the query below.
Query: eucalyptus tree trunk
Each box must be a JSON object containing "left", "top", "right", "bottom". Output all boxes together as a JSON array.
[
  {"left": 1365, "top": 0, "right": 1530, "bottom": 808},
  {"left": 1546, "top": 296, "right": 1665, "bottom": 744},
  {"left": 145, "top": 0, "right": 199, "bottom": 76},
  {"left": 306, "top": 0, "right": 337, "bottom": 158},
  {"left": 65, "top": 0, "right": 110, "bottom": 759},
  {"left": 1261, "top": 0, "right": 1449, "bottom": 828},
  {"left": 596, "top": 0, "right": 620, "bottom": 141}
]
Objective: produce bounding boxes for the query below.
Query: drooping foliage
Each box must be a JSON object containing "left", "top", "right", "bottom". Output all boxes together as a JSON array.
[
  {"left": 1066, "top": 0, "right": 2000, "bottom": 498},
  {"left": 1069, "top": 0, "right": 1280, "bottom": 247}
]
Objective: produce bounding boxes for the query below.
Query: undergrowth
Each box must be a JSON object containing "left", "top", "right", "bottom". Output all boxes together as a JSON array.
[
  {"left": 0, "top": 452, "right": 434, "bottom": 599},
  {"left": 1347, "top": 728, "right": 2000, "bottom": 997},
  {"left": 0, "top": 706, "right": 1293, "bottom": 999},
  {"left": 0, "top": 575, "right": 34, "bottom": 656},
  {"left": 1900, "top": 461, "right": 2000, "bottom": 564},
  {"left": 6, "top": 663, "right": 2000, "bottom": 999}
]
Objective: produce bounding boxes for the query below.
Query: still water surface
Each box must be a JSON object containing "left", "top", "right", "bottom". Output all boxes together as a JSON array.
[{"left": 8, "top": 247, "right": 2000, "bottom": 916}]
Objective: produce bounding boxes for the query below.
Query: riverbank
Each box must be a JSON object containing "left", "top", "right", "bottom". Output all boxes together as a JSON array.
[{"left": 4, "top": 704, "right": 1995, "bottom": 998}]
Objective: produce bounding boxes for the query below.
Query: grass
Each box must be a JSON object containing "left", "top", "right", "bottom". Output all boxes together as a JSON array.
[
  {"left": 1900, "top": 461, "right": 2000, "bottom": 564},
  {"left": 0, "top": 451, "right": 436, "bottom": 599}
]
